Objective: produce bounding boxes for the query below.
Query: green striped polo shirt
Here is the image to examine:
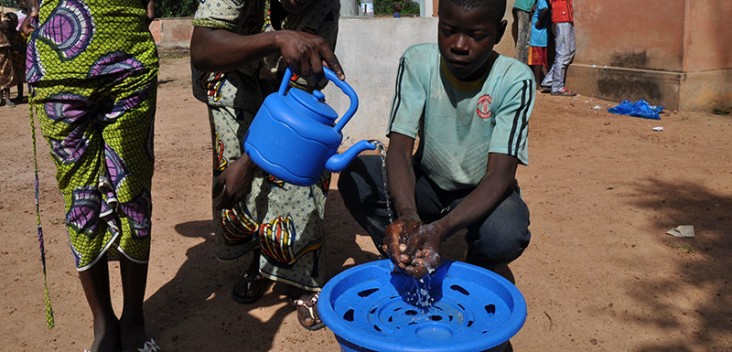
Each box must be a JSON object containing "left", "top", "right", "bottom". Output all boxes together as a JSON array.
[{"left": 387, "top": 43, "right": 535, "bottom": 191}]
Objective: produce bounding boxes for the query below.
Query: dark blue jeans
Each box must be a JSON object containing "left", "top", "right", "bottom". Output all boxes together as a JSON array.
[{"left": 337, "top": 155, "right": 531, "bottom": 270}]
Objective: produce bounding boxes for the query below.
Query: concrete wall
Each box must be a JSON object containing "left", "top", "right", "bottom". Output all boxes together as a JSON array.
[
  {"left": 145, "top": 15, "right": 443, "bottom": 143},
  {"left": 145, "top": 0, "right": 728, "bottom": 139},
  {"left": 9, "top": 1, "right": 729, "bottom": 113},
  {"left": 149, "top": 17, "right": 194, "bottom": 51},
  {"left": 144, "top": 14, "right": 514, "bottom": 145},
  {"left": 568, "top": 0, "right": 685, "bottom": 109},
  {"left": 324, "top": 17, "right": 434, "bottom": 144},
  {"left": 341, "top": 0, "right": 436, "bottom": 17},
  {"left": 679, "top": 0, "right": 732, "bottom": 111},
  {"left": 684, "top": 0, "right": 732, "bottom": 72},
  {"left": 568, "top": 0, "right": 731, "bottom": 112},
  {"left": 323, "top": 16, "right": 516, "bottom": 145},
  {"left": 573, "top": 0, "right": 685, "bottom": 72}
]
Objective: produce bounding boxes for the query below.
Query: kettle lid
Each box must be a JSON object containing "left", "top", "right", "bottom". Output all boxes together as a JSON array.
[{"left": 290, "top": 88, "right": 338, "bottom": 123}]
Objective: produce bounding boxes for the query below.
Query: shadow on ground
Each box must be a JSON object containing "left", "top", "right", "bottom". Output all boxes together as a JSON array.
[
  {"left": 143, "top": 219, "right": 288, "bottom": 351},
  {"left": 142, "top": 190, "right": 384, "bottom": 351},
  {"left": 625, "top": 178, "right": 732, "bottom": 352}
]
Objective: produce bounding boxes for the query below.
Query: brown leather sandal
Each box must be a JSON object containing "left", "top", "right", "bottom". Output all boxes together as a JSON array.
[
  {"left": 291, "top": 292, "right": 325, "bottom": 331},
  {"left": 232, "top": 272, "right": 268, "bottom": 304}
]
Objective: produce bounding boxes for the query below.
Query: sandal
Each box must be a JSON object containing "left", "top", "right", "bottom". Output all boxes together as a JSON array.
[
  {"left": 232, "top": 272, "right": 268, "bottom": 304},
  {"left": 291, "top": 292, "right": 325, "bottom": 331},
  {"left": 551, "top": 88, "right": 577, "bottom": 97}
]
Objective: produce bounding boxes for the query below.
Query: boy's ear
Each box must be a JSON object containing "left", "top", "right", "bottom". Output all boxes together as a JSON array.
[{"left": 495, "top": 19, "right": 508, "bottom": 44}]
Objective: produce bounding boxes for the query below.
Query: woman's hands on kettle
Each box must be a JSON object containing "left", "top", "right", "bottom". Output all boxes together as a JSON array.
[
  {"left": 212, "top": 154, "right": 255, "bottom": 210},
  {"left": 275, "top": 30, "right": 345, "bottom": 80}
]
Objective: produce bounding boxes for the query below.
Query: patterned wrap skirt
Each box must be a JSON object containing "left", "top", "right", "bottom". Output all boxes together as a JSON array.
[
  {"left": 210, "top": 105, "right": 329, "bottom": 291},
  {"left": 28, "top": 0, "right": 159, "bottom": 270}
]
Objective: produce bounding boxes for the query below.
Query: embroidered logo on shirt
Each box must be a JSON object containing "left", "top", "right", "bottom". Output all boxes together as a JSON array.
[{"left": 476, "top": 94, "right": 493, "bottom": 119}]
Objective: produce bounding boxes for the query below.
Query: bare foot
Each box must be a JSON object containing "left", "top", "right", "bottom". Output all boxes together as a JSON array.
[
  {"left": 119, "top": 315, "right": 152, "bottom": 352},
  {"left": 89, "top": 317, "right": 121, "bottom": 352}
]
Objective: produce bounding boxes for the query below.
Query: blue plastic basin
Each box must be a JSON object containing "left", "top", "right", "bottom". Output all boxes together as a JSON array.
[{"left": 318, "top": 260, "right": 527, "bottom": 352}]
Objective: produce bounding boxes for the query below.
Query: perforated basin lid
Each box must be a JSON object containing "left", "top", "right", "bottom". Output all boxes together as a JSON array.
[{"left": 319, "top": 260, "right": 527, "bottom": 352}]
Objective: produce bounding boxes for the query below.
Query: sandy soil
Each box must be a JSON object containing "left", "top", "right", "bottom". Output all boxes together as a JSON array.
[{"left": 1, "top": 55, "right": 731, "bottom": 352}]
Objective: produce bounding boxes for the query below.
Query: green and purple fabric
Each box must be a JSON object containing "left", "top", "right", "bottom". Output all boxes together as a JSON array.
[{"left": 27, "top": 0, "right": 159, "bottom": 328}]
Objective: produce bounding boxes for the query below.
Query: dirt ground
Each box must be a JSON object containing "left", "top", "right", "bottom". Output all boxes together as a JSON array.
[{"left": 1, "top": 55, "right": 731, "bottom": 352}]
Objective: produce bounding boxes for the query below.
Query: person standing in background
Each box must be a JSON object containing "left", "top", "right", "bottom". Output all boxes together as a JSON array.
[
  {"left": 527, "top": 0, "right": 549, "bottom": 87},
  {"left": 0, "top": 12, "right": 18, "bottom": 107},
  {"left": 541, "top": 0, "right": 576, "bottom": 96},
  {"left": 511, "top": 0, "right": 535, "bottom": 64},
  {"left": 4, "top": 12, "right": 26, "bottom": 104}
]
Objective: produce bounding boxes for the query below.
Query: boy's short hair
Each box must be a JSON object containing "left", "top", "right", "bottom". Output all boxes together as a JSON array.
[{"left": 440, "top": 0, "right": 507, "bottom": 24}]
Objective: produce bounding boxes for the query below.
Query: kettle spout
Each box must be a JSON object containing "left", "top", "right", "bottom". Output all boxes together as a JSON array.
[{"left": 326, "top": 140, "right": 378, "bottom": 172}]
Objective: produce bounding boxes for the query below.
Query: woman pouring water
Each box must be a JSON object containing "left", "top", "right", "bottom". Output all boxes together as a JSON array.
[{"left": 190, "top": 0, "right": 342, "bottom": 331}]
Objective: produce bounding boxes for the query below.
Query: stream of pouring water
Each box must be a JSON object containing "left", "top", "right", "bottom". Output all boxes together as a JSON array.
[
  {"left": 369, "top": 140, "right": 393, "bottom": 223},
  {"left": 369, "top": 140, "right": 436, "bottom": 311}
]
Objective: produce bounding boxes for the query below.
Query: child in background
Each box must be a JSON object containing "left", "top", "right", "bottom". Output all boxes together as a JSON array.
[
  {"left": 339, "top": 0, "right": 533, "bottom": 294},
  {"left": 511, "top": 0, "right": 536, "bottom": 64},
  {"left": 540, "top": 0, "right": 576, "bottom": 96},
  {"left": 4, "top": 12, "right": 25, "bottom": 103},
  {"left": 528, "top": 0, "right": 549, "bottom": 88},
  {"left": 0, "top": 13, "right": 17, "bottom": 107}
]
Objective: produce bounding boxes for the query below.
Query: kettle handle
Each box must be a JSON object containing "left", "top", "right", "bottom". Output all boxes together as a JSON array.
[{"left": 279, "top": 67, "right": 359, "bottom": 133}]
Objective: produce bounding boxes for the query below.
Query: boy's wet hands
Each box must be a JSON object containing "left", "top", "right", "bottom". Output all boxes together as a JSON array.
[
  {"left": 276, "top": 30, "right": 345, "bottom": 80},
  {"left": 383, "top": 216, "right": 422, "bottom": 271},
  {"left": 212, "top": 155, "right": 255, "bottom": 210},
  {"left": 401, "top": 224, "right": 442, "bottom": 279},
  {"left": 383, "top": 216, "right": 444, "bottom": 279},
  {"left": 402, "top": 247, "right": 440, "bottom": 279}
]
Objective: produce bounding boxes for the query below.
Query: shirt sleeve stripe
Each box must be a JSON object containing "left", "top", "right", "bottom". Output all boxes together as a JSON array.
[
  {"left": 387, "top": 57, "right": 407, "bottom": 133},
  {"left": 515, "top": 79, "right": 534, "bottom": 156},
  {"left": 507, "top": 80, "right": 530, "bottom": 157}
]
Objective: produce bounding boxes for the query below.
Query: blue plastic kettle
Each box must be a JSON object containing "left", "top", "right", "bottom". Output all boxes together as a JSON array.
[{"left": 243, "top": 67, "right": 376, "bottom": 186}]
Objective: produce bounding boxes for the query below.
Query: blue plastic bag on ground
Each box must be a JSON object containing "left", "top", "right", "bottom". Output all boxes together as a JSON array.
[{"left": 608, "top": 100, "right": 663, "bottom": 120}]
